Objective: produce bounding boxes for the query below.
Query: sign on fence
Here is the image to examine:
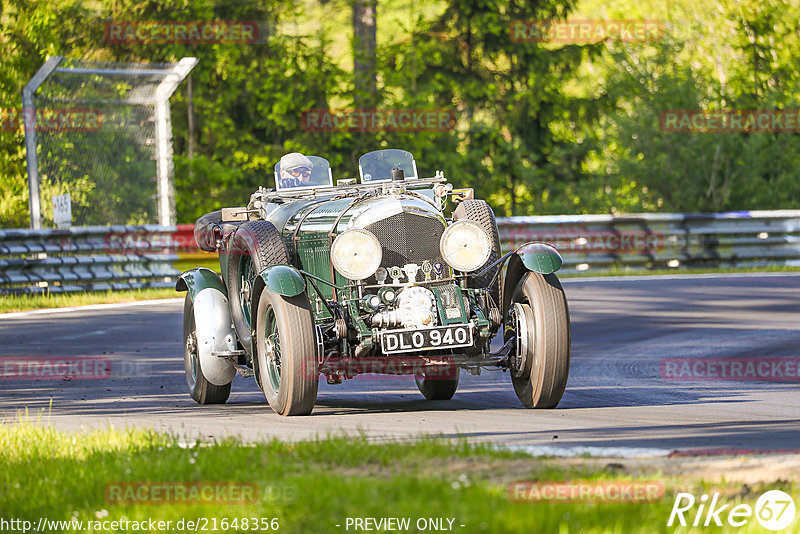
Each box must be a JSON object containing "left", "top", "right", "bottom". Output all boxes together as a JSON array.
[{"left": 52, "top": 194, "right": 72, "bottom": 228}]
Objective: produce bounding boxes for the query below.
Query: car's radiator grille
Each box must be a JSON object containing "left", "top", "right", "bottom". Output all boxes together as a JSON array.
[{"left": 365, "top": 211, "right": 446, "bottom": 281}]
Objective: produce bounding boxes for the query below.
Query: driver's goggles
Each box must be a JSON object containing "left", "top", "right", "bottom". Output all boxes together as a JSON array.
[{"left": 288, "top": 167, "right": 312, "bottom": 178}]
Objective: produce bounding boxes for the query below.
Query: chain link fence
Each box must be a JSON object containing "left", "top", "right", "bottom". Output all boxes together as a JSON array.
[{"left": 23, "top": 57, "right": 196, "bottom": 228}]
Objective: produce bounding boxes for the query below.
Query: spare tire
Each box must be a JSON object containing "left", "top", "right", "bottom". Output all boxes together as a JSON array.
[
  {"left": 194, "top": 210, "right": 222, "bottom": 252},
  {"left": 226, "top": 220, "right": 289, "bottom": 355},
  {"left": 453, "top": 200, "right": 502, "bottom": 302}
]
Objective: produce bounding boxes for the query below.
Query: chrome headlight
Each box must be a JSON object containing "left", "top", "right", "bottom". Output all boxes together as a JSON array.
[
  {"left": 440, "top": 220, "right": 491, "bottom": 272},
  {"left": 331, "top": 229, "right": 382, "bottom": 281}
]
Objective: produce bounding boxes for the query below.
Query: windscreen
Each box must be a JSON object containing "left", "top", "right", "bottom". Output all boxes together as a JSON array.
[
  {"left": 274, "top": 155, "right": 333, "bottom": 190},
  {"left": 358, "top": 149, "right": 418, "bottom": 183}
]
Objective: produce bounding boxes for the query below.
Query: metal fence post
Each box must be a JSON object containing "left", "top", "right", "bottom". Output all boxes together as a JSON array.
[
  {"left": 22, "top": 56, "right": 63, "bottom": 230},
  {"left": 155, "top": 57, "right": 198, "bottom": 226}
]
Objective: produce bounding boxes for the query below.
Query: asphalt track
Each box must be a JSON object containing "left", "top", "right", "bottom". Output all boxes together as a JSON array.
[{"left": 1, "top": 273, "right": 799, "bottom": 455}]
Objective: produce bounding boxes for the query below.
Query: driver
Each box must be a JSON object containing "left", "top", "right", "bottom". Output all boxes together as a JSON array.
[{"left": 278, "top": 152, "right": 313, "bottom": 189}]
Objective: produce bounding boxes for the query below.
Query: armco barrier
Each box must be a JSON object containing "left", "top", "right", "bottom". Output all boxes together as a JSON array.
[
  {"left": 497, "top": 210, "right": 800, "bottom": 273},
  {"left": 173, "top": 224, "right": 197, "bottom": 252},
  {"left": 3, "top": 210, "right": 800, "bottom": 293},
  {"left": 0, "top": 225, "right": 180, "bottom": 294}
]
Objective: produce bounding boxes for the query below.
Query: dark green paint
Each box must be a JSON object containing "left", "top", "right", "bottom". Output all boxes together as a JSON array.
[
  {"left": 259, "top": 265, "right": 306, "bottom": 297},
  {"left": 516, "top": 243, "right": 563, "bottom": 274},
  {"left": 175, "top": 267, "right": 227, "bottom": 300},
  {"left": 430, "top": 285, "right": 468, "bottom": 325}
]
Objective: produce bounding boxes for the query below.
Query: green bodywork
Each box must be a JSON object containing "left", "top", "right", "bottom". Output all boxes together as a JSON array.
[
  {"left": 258, "top": 265, "right": 306, "bottom": 297},
  {"left": 430, "top": 285, "right": 468, "bottom": 325},
  {"left": 175, "top": 267, "right": 227, "bottom": 300},
  {"left": 269, "top": 191, "right": 445, "bottom": 321},
  {"left": 201, "top": 183, "right": 564, "bottom": 362},
  {"left": 272, "top": 196, "right": 355, "bottom": 309},
  {"left": 515, "top": 242, "right": 563, "bottom": 274}
]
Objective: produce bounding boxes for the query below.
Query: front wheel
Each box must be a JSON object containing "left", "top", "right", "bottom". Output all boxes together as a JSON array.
[
  {"left": 183, "top": 294, "right": 231, "bottom": 405},
  {"left": 254, "top": 286, "right": 319, "bottom": 416},
  {"left": 507, "top": 272, "right": 570, "bottom": 409}
]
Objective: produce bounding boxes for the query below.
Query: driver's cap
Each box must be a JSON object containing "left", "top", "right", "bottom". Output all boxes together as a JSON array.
[{"left": 280, "top": 152, "right": 312, "bottom": 171}]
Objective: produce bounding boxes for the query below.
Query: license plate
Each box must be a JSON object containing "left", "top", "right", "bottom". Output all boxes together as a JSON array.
[{"left": 380, "top": 324, "right": 473, "bottom": 354}]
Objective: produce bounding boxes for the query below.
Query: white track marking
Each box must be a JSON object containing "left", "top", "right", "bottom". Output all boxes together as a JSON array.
[
  {"left": 501, "top": 445, "right": 674, "bottom": 458},
  {"left": 0, "top": 298, "right": 184, "bottom": 319},
  {"left": 562, "top": 272, "right": 800, "bottom": 283}
]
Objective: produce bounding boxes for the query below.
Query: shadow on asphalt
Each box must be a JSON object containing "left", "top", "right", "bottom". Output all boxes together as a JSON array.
[
  {"left": 435, "top": 418, "right": 800, "bottom": 451},
  {"left": 3, "top": 377, "right": 790, "bottom": 416}
]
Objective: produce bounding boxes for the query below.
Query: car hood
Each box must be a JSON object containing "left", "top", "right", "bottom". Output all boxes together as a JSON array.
[{"left": 272, "top": 193, "right": 444, "bottom": 236}]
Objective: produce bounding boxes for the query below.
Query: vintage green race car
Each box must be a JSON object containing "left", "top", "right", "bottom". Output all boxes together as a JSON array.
[{"left": 177, "top": 149, "right": 570, "bottom": 415}]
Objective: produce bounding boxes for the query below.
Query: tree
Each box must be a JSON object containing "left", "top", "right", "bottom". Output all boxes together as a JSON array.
[
  {"left": 381, "top": 0, "right": 606, "bottom": 215},
  {"left": 352, "top": 0, "right": 378, "bottom": 106}
]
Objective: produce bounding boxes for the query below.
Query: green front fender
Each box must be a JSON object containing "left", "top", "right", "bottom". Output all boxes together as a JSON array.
[
  {"left": 501, "top": 242, "right": 563, "bottom": 315},
  {"left": 175, "top": 267, "right": 227, "bottom": 300},
  {"left": 515, "top": 242, "right": 563, "bottom": 274},
  {"left": 258, "top": 264, "right": 306, "bottom": 297}
]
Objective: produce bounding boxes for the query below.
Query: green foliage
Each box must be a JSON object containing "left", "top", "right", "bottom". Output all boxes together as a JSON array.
[
  {"left": 595, "top": 0, "right": 800, "bottom": 213},
  {"left": 2, "top": 422, "right": 794, "bottom": 533}
]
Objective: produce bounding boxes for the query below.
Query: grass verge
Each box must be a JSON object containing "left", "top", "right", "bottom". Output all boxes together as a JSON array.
[
  {"left": 0, "top": 421, "right": 795, "bottom": 533},
  {"left": 0, "top": 255, "right": 219, "bottom": 314},
  {"left": 172, "top": 253, "right": 219, "bottom": 274},
  {"left": 560, "top": 264, "right": 800, "bottom": 278},
  {"left": 0, "top": 288, "right": 179, "bottom": 314}
]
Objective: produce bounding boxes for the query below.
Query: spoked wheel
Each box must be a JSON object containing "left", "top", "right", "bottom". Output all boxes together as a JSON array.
[
  {"left": 237, "top": 255, "right": 256, "bottom": 330},
  {"left": 415, "top": 364, "right": 460, "bottom": 400},
  {"left": 183, "top": 294, "right": 231, "bottom": 405},
  {"left": 262, "top": 304, "right": 282, "bottom": 394},
  {"left": 254, "top": 286, "right": 319, "bottom": 416},
  {"left": 506, "top": 272, "right": 570, "bottom": 409}
]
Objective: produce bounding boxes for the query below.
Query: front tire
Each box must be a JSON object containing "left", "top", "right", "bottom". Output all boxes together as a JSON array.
[
  {"left": 183, "top": 294, "right": 231, "bottom": 405},
  {"left": 508, "top": 272, "right": 570, "bottom": 409},
  {"left": 254, "top": 286, "right": 319, "bottom": 416}
]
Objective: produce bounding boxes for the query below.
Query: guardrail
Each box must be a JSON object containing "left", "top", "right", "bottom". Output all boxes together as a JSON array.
[
  {"left": 3, "top": 210, "right": 799, "bottom": 293},
  {"left": 173, "top": 224, "right": 198, "bottom": 252},
  {"left": 497, "top": 210, "right": 800, "bottom": 273},
  {"left": 0, "top": 225, "right": 180, "bottom": 294}
]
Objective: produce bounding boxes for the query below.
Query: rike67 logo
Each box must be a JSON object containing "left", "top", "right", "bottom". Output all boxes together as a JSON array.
[{"left": 668, "top": 490, "right": 796, "bottom": 531}]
